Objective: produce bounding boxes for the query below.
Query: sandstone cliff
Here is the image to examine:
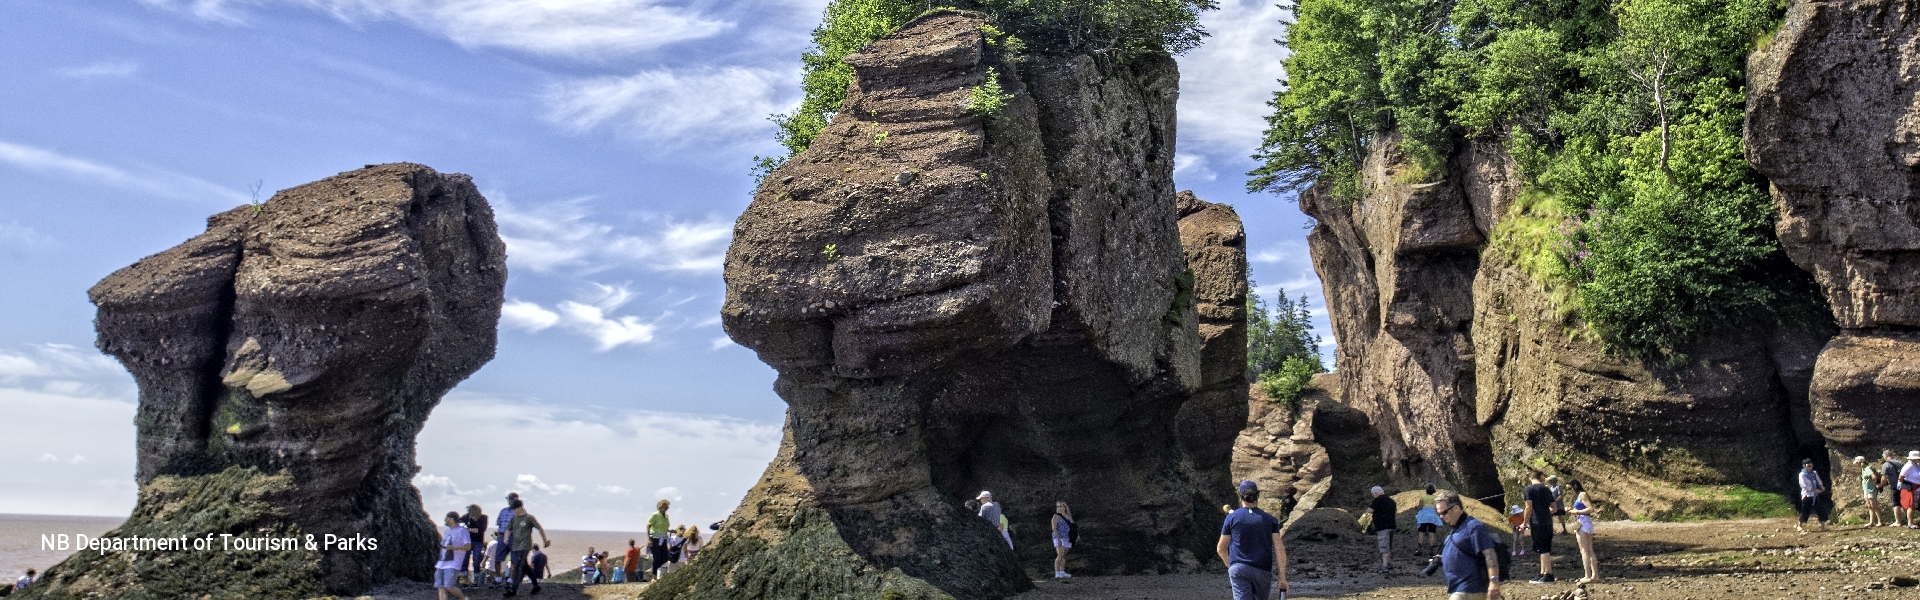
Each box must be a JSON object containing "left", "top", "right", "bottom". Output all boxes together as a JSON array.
[
  {"left": 656, "top": 11, "right": 1227, "bottom": 599},
  {"left": 26, "top": 164, "right": 504, "bottom": 599},
  {"left": 1305, "top": 137, "right": 1832, "bottom": 517},
  {"left": 1176, "top": 191, "right": 1251, "bottom": 515},
  {"left": 1747, "top": 0, "right": 1920, "bottom": 516}
]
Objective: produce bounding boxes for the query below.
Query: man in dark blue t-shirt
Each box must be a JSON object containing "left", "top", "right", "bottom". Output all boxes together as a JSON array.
[
  {"left": 1521, "top": 473, "right": 1556, "bottom": 583},
  {"left": 1437, "top": 490, "right": 1504, "bottom": 600},
  {"left": 1217, "top": 480, "right": 1287, "bottom": 600}
]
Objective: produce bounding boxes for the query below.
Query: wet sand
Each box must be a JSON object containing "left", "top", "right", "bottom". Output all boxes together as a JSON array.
[{"left": 0, "top": 514, "right": 124, "bottom": 581}]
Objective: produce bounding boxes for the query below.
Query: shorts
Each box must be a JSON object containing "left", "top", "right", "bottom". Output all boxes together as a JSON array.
[
  {"left": 1448, "top": 594, "right": 1489, "bottom": 600},
  {"left": 1530, "top": 524, "right": 1554, "bottom": 554},
  {"left": 1904, "top": 489, "right": 1917, "bottom": 509},
  {"left": 1375, "top": 529, "right": 1394, "bottom": 553},
  {"left": 1418, "top": 523, "right": 1437, "bottom": 533},
  {"left": 434, "top": 568, "right": 459, "bottom": 588},
  {"left": 1052, "top": 536, "right": 1071, "bottom": 549},
  {"left": 1865, "top": 490, "right": 1879, "bottom": 500}
]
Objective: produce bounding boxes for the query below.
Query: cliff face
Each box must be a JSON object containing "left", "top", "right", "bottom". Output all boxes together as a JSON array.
[
  {"left": 1175, "top": 191, "right": 1251, "bottom": 514},
  {"left": 667, "top": 12, "right": 1228, "bottom": 599},
  {"left": 28, "top": 164, "right": 505, "bottom": 599},
  {"left": 1747, "top": 0, "right": 1920, "bottom": 514},
  {"left": 1300, "top": 135, "right": 1504, "bottom": 499},
  {"left": 1306, "top": 137, "right": 1831, "bottom": 516}
]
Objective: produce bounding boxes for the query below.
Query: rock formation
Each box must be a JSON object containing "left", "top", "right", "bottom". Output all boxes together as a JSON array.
[
  {"left": 26, "top": 164, "right": 505, "bottom": 599},
  {"left": 654, "top": 11, "right": 1228, "bottom": 599},
  {"left": 1176, "top": 191, "right": 1251, "bottom": 514},
  {"left": 1305, "top": 136, "right": 1832, "bottom": 517},
  {"left": 1747, "top": 0, "right": 1920, "bottom": 513},
  {"left": 1230, "top": 374, "right": 1387, "bottom": 518}
]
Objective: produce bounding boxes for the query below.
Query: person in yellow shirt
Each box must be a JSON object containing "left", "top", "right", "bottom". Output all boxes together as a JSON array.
[{"left": 647, "top": 500, "right": 672, "bottom": 580}]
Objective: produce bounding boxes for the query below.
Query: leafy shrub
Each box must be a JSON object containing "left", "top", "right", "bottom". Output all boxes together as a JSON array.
[
  {"left": 1257, "top": 355, "right": 1324, "bottom": 414},
  {"left": 966, "top": 68, "right": 1014, "bottom": 118}
]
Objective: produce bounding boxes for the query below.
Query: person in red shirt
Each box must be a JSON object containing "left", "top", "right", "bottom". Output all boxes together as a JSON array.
[{"left": 624, "top": 540, "right": 642, "bottom": 583}]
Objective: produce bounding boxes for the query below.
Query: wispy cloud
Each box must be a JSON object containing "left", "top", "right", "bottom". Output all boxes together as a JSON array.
[
  {"left": 413, "top": 392, "right": 781, "bottom": 530},
  {"left": 1174, "top": 153, "right": 1218, "bottom": 183},
  {"left": 0, "top": 387, "right": 138, "bottom": 517},
  {"left": 0, "top": 139, "right": 249, "bottom": 205},
  {"left": 0, "top": 220, "right": 51, "bottom": 254},
  {"left": 495, "top": 200, "right": 731, "bottom": 275},
  {"left": 139, "top": 0, "right": 730, "bottom": 58},
  {"left": 502, "top": 284, "right": 660, "bottom": 351},
  {"left": 543, "top": 66, "right": 796, "bottom": 149},
  {"left": 0, "top": 344, "right": 135, "bottom": 401},
  {"left": 56, "top": 61, "right": 141, "bottom": 80},
  {"left": 1176, "top": 0, "right": 1289, "bottom": 158}
]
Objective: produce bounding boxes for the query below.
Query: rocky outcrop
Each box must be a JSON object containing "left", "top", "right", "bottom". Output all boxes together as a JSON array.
[
  {"left": 27, "top": 164, "right": 505, "bottom": 599},
  {"left": 1176, "top": 191, "right": 1250, "bottom": 514},
  {"left": 1230, "top": 374, "right": 1387, "bottom": 519},
  {"left": 676, "top": 11, "right": 1219, "bottom": 599},
  {"left": 1300, "top": 135, "right": 1504, "bottom": 498},
  {"left": 1747, "top": 0, "right": 1920, "bottom": 513},
  {"left": 1306, "top": 136, "right": 1833, "bottom": 517}
]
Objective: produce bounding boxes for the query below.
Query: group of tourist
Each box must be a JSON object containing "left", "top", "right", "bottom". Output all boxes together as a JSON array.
[
  {"left": 1844, "top": 449, "right": 1920, "bottom": 531},
  {"left": 964, "top": 490, "right": 1081, "bottom": 581},
  {"left": 0, "top": 569, "right": 32, "bottom": 596},
  {"left": 430, "top": 496, "right": 711, "bottom": 597}
]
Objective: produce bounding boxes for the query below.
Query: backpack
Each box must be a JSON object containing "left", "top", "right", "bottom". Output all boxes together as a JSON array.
[
  {"left": 1058, "top": 514, "right": 1078, "bottom": 545},
  {"left": 667, "top": 539, "right": 686, "bottom": 563}
]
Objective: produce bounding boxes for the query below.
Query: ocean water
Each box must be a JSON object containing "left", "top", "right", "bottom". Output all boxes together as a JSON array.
[{"left": 0, "top": 514, "right": 125, "bottom": 581}]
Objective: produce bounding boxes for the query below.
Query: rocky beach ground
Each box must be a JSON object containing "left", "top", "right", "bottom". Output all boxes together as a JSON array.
[{"left": 259, "top": 517, "right": 1908, "bottom": 599}]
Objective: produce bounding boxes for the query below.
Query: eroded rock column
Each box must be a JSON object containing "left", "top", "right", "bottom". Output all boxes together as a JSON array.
[{"left": 28, "top": 164, "right": 504, "bottom": 599}]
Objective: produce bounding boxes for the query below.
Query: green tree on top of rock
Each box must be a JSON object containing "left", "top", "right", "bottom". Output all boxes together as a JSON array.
[
  {"left": 1250, "top": 0, "right": 1828, "bottom": 357},
  {"left": 1247, "top": 282, "right": 1325, "bottom": 410},
  {"left": 762, "top": 0, "right": 1218, "bottom": 169}
]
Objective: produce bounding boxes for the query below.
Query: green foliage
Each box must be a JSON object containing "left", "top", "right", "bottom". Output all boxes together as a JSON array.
[
  {"left": 966, "top": 68, "right": 1015, "bottom": 118},
  {"left": 1247, "top": 282, "right": 1325, "bottom": 408},
  {"left": 822, "top": 243, "right": 841, "bottom": 261},
  {"left": 1658, "top": 485, "right": 1796, "bottom": 521},
  {"left": 765, "top": 0, "right": 1216, "bottom": 170},
  {"left": 1253, "top": 0, "right": 1820, "bottom": 356}
]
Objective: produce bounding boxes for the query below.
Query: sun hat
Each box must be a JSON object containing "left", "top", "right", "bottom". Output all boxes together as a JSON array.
[
  {"left": 1907, "top": 450, "right": 1919, "bottom": 461},
  {"left": 1856, "top": 456, "right": 1868, "bottom": 464}
]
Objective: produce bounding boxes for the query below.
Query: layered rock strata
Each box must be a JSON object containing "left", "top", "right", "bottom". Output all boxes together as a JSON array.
[
  {"left": 1175, "top": 191, "right": 1251, "bottom": 514},
  {"left": 1230, "top": 374, "right": 1387, "bottom": 519},
  {"left": 1306, "top": 136, "right": 1832, "bottom": 517},
  {"left": 26, "top": 164, "right": 504, "bottom": 599},
  {"left": 663, "top": 11, "right": 1222, "bottom": 599},
  {"left": 1747, "top": 0, "right": 1920, "bottom": 515}
]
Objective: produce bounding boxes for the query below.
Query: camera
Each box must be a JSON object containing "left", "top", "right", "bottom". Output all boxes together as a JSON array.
[{"left": 1421, "top": 555, "right": 1443, "bottom": 577}]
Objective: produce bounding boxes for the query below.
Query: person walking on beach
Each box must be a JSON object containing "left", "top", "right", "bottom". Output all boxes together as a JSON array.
[
  {"left": 684, "top": 526, "right": 704, "bottom": 564},
  {"left": 1051, "top": 501, "right": 1076, "bottom": 580},
  {"left": 648, "top": 500, "right": 673, "bottom": 579},
  {"left": 1520, "top": 473, "right": 1556, "bottom": 583},
  {"left": 1860, "top": 456, "right": 1886, "bottom": 527},
  {"left": 1797, "top": 458, "right": 1829, "bottom": 533},
  {"left": 1902, "top": 452, "right": 1920, "bottom": 529},
  {"left": 1884, "top": 450, "right": 1907, "bottom": 527},
  {"left": 624, "top": 539, "right": 642, "bottom": 583},
  {"left": 528, "top": 545, "right": 550, "bottom": 589},
  {"left": 504, "top": 497, "right": 551, "bottom": 597},
  {"left": 1218, "top": 480, "right": 1287, "bottom": 600},
  {"left": 1368, "top": 486, "right": 1398, "bottom": 573},
  {"left": 977, "top": 491, "right": 1010, "bottom": 549},
  {"left": 1436, "top": 490, "right": 1505, "bottom": 600},
  {"left": 1416, "top": 484, "right": 1444, "bottom": 555},
  {"left": 496, "top": 493, "right": 519, "bottom": 581},
  {"left": 436, "top": 511, "right": 471, "bottom": 600},
  {"left": 1565, "top": 481, "right": 1599, "bottom": 585}
]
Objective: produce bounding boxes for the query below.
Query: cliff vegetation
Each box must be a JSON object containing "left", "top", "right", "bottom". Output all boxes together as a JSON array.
[{"left": 1251, "top": 0, "right": 1828, "bottom": 356}]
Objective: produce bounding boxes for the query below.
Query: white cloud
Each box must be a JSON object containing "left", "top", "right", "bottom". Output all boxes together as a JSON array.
[
  {"left": 70, "top": 455, "right": 89, "bottom": 464},
  {"left": 413, "top": 393, "right": 781, "bottom": 530},
  {"left": 56, "top": 61, "right": 140, "bottom": 80},
  {"left": 653, "top": 487, "right": 681, "bottom": 502},
  {"left": 1176, "top": 0, "right": 1289, "bottom": 157},
  {"left": 495, "top": 200, "right": 731, "bottom": 275},
  {"left": 0, "top": 139, "right": 250, "bottom": 205},
  {"left": 0, "top": 344, "right": 135, "bottom": 401},
  {"left": 502, "top": 299, "right": 562, "bottom": 332},
  {"left": 543, "top": 66, "right": 796, "bottom": 149},
  {"left": 37, "top": 454, "right": 59, "bottom": 463},
  {"left": 515, "top": 474, "right": 578, "bottom": 495},
  {"left": 506, "top": 283, "right": 661, "bottom": 351},
  {"left": 1174, "top": 153, "right": 1218, "bottom": 183},
  {"left": 139, "top": 0, "right": 730, "bottom": 58},
  {"left": 708, "top": 336, "right": 733, "bottom": 351}
]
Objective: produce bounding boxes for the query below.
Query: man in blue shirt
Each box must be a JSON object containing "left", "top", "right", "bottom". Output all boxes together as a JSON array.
[
  {"left": 1436, "top": 490, "right": 1505, "bottom": 600},
  {"left": 1217, "top": 480, "right": 1287, "bottom": 600}
]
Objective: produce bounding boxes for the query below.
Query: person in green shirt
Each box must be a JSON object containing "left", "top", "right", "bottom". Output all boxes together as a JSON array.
[
  {"left": 504, "top": 498, "right": 550, "bottom": 598},
  {"left": 648, "top": 500, "right": 672, "bottom": 580}
]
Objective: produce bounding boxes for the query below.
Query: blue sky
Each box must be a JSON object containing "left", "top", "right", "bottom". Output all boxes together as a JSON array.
[{"left": 0, "top": 0, "right": 1325, "bottom": 531}]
